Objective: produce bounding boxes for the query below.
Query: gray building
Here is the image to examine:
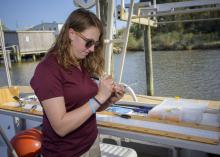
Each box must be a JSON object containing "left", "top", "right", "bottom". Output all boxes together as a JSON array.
[
  {"left": 4, "top": 30, "right": 55, "bottom": 58},
  {"left": 29, "top": 21, "right": 63, "bottom": 35}
]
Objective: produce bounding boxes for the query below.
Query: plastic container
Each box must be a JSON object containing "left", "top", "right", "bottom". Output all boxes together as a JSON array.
[{"left": 147, "top": 98, "right": 208, "bottom": 123}]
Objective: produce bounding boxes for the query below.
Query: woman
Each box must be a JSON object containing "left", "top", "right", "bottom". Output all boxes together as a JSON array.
[{"left": 30, "top": 8, "right": 125, "bottom": 157}]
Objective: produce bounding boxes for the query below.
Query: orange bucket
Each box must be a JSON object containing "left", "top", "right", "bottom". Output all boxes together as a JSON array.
[{"left": 9, "top": 128, "right": 42, "bottom": 157}]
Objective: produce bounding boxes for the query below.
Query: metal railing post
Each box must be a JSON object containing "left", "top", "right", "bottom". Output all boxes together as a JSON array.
[{"left": 0, "top": 19, "right": 12, "bottom": 86}]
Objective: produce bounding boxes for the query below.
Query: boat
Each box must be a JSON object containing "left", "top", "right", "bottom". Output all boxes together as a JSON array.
[{"left": 1, "top": 0, "right": 220, "bottom": 157}]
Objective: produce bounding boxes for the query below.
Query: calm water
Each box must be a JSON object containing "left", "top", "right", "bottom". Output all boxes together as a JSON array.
[{"left": 1, "top": 49, "right": 220, "bottom": 100}]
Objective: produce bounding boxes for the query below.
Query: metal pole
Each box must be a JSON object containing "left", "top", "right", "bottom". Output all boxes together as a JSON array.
[
  {"left": 0, "top": 126, "right": 18, "bottom": 157},
  {"left": 0, "top": 21, "right": 25, "bottom": 145},
  {"left": 96, "top": 0, "right": 101, "bottom": 19},
  {"left": 153, "top": 0, "right": 157, "bottom": 21},
  {"left": 104, "top": 0, "right": 114, "bottom": 75},
  {"left": 142, "top": 6, "right": 220, "bottom": 17},
  {"left": 118, "top": 0, "right": 135, "bottom": 83},
  {"left": 0, "top": 20, "right": 12, "bottom": 86},
  {"left": 157, "top": 17, "right": 220, "bottom": 24}
]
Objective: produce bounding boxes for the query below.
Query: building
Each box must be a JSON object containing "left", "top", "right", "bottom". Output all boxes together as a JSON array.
[
  {"left": 3, "top": 30, "right": 56, "bottom": 61},
  {"left": 29, "top": 21, "right": 63, "bottom": 35}
]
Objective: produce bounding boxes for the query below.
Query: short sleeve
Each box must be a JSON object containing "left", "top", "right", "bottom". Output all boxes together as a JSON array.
[{"left": 30, "top": 62, "right": 63, "bottom": 102}]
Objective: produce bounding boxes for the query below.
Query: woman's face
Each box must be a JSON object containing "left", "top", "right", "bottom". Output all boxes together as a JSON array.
[{"left": 69, "top": 26, "right": 100, "bottom": 60}]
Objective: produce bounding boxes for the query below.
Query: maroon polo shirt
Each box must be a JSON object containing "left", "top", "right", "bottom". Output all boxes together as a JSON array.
[{"left": 30, "top": 54, "right": 99, "bottom": 157}]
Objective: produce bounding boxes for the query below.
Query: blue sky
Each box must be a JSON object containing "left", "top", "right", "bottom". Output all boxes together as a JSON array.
[{"left": 0, "top": 0, "right": 136, "bottom": 30}]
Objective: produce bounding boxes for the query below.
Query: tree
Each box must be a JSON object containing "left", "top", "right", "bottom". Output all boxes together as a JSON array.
[
  {"left": 130, "top": 23, "right": 143, "bottom": 39},
  {"left": 0, "top": 22, "right": 9, "bottom": 31}
]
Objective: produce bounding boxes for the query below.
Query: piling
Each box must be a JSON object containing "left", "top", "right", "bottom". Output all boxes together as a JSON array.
[{"left": 144, "top": 24, "right": 154, "bottom": 96}]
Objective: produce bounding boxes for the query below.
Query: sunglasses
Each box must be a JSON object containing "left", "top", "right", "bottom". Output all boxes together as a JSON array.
[{"left": 75, "top": 32, "right": 100, "bottom": 50}]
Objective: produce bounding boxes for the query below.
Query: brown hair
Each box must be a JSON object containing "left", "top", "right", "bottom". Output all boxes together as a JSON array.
[{"left": 48, "top": 8, "right": 104, "bottom": 76}]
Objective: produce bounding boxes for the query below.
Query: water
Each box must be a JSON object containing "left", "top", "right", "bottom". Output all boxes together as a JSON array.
[
  {"left": 0, "top": 49, "right": 220, "bottom": 157},
  {"left": 114, "top": 49, "right": 220, "bottom": 100},
  {"left": 1, "top": 49, "right": 220, "bottom": 100},
  {"left": 0, "top": 61, "right": 38, "bottom": 86}
]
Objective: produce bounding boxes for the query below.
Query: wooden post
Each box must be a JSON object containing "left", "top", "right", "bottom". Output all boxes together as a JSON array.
[
  {"left": 16, "top": 45, "right": 21, "bottom": 62},
  {"left": 6, "top": 50, "right": 12, "bottom": 69},
  {"left": 12, "top": 45, "right": 17, "bottom": 62},
  {"left": 144, "top": 24, "right": 154, "bottom": 96},
  {"left": 32, "top": 54, "right": 36, "bottom": 61}
]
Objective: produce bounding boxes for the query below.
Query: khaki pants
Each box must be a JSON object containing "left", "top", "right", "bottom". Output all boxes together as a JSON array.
[{"left": 80, "top": 135, "right": 101, "bottom": 157}]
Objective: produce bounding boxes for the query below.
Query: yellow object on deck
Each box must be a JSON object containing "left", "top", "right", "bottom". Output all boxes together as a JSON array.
[{"left": 0, "top": 87, "right": 20, "bottom": 104}]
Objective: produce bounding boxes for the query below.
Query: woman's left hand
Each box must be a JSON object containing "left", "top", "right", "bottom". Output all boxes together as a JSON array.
[
  {"left": 109, "top": 84, "right": 125, "bottom": 104},
  {"left": 96, "top": 83, "right": 125, "bottom": 112}
]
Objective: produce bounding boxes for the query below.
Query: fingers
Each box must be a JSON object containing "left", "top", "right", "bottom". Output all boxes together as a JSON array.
[
  {"left": 97, "top": 75, "right": 115, "bottom": 102},
  {"left": 100, "top": 75, "right": 114, "bottom": 90},
  {"left": 113, "top": 84, "right": 125, "bottom": 99},
  {"left": 100, "top": 73, "right": 112, "bottom": 80},
  {"left": 99, "top": 75, "right": 126, "bottom": 100},
  {"left": 114, "top": 84, "right": 125, "bottom": 93}
]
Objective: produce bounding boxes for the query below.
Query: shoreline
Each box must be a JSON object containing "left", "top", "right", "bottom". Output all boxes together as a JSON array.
[{"left": 113, "top": 45, "right": 220, "bottom": 53}]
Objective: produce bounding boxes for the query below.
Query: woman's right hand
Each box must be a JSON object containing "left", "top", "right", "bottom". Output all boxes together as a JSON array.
[{"left": 95, "top": 75, "right": 114, "bottom": 104}]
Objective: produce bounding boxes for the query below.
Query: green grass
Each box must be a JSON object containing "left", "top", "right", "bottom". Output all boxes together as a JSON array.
[{"left": 114, "top": 32, "right": 220, "bottom": 52}]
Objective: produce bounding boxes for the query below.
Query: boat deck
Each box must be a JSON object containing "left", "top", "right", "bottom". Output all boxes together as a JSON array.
[{"left": 0, "top": 86, "right": 220, "bottom": 156}]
